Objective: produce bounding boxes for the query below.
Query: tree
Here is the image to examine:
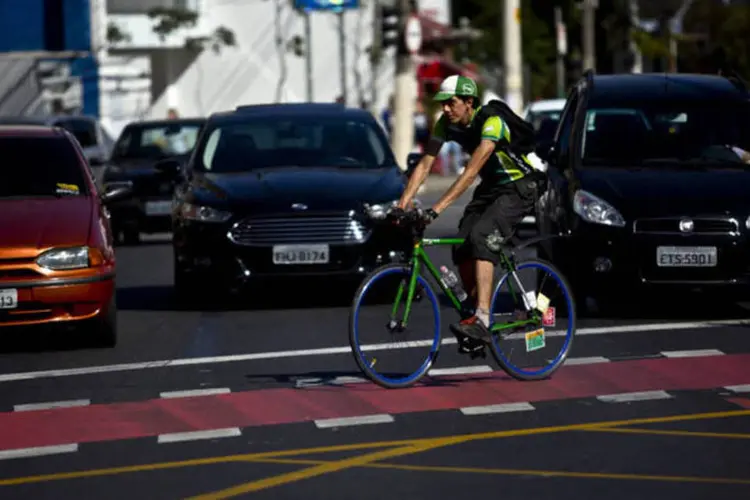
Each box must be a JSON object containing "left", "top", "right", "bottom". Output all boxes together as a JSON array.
[
  {"left": 453, "top": 0, "right": 557, "bottom": 99},
  {"left": 106, "top": 7, "right": 237, "bottom": 54}
]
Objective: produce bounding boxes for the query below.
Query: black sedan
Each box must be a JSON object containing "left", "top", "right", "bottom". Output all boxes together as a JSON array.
[
  {"left": 535, "top": 72, "right": 750, "bottom": 313},
  {"left": 157, "top": 103, "right": 413, "bottom": 302},
  {"left": 101, "top": 118, "right": 205, "bottom": 244}
]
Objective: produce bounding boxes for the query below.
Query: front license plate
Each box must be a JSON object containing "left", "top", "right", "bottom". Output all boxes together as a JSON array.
[
  {"left": 145, "top": 200, "right": 173, "bottom": 216},
  {"left": 656, "top": 246, "right": 717, "bottom": 267},
  {"left": 0, "top": 289, "right": 18, "bottom": 309},
  {"left": 272, "top": 244, "right": 330, "bottom": 265}
]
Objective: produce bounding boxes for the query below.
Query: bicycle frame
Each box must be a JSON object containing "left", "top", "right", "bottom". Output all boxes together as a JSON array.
[{"left": 393, "top": 237, "right": 541, "bottom": 332}]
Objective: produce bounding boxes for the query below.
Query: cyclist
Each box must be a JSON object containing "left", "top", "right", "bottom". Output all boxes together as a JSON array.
[{"left": 396, "top": 75, "right": 541, "bottom": 345}]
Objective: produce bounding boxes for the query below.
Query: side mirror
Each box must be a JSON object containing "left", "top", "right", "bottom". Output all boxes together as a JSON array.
[
  {"left": 100, "top": 185, "right": 132, "bottom": 205},
  {"left": 154, "top": 158, "right": 182, "bottom": 176},
  {"left": 405, "top": 152, "right": 423, "bottom": 178},
  {"left": 535, "top": 141, "right": 555, "bottom": 163}
]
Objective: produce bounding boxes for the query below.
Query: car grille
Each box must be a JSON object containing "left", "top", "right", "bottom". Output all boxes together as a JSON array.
[
  {"left": 227, "top": 213, "right": 371, "bottom": 246},
  {"left": 633, "top": 217, "right": 739, "bottom": 235}
]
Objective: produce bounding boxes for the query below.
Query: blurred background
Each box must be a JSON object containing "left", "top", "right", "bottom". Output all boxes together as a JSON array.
[{"left": 0, "top": 0, "right": 744, "bottom": 168}]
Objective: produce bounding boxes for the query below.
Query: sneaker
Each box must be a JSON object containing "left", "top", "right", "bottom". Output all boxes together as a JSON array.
[{"left": 450, "top": 315, "right": 492, "bottom": 342}]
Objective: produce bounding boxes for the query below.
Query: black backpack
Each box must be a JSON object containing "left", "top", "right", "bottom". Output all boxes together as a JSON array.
[{"left": 478, "top": 99, "right": 537, "bottom": 156}]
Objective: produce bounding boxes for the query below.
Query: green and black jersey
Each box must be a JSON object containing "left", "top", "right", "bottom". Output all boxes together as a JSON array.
[{"left": 427, "top": 105, "right": 534, "bottom": 186}]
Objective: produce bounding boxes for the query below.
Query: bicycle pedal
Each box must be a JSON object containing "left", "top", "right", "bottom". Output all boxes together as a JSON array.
[
  {"left": 457, "top": 338, "right": 485, "bottom": 355},
  {"left": 469, "top": 348, "right": 487, "bottom": 359}
]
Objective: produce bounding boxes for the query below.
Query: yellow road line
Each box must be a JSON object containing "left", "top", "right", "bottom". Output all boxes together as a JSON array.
[
  {"left": 584, "top": 427, "right": 750, "bottom": 439},
  {"left": 249, "top": 457, "right": 750, "bottom": 486},
  {"left": 184, "top": 409, "right": 750, "bottom": 498},
  {"left": 1, "top": 408, "right": 748, "bottom": 489},
  {"left": 186, "top": 440, "right": 458, "bottom": 500}
]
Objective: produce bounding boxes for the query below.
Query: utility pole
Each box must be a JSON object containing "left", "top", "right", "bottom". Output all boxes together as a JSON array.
[
  {"left": 391, "top": 0, "right": 417, "bottom": 170},
  {"left": 304, "top": 12, "right": 313, "bottom": 101},
  {"left": 503, "top": 0, "right": 523, "bottom": 114},
  {"left": 629, "top": 0, "right": 642, "bottom": 73},
  {"left": 582, "top": 0, "right": 597, "bottom": 71},
  {"left": 554, "top": 6, "right": 567, "bottom": 97},
  {"left": 369, "top": 0, "right": 380, "bottom": 114},
  {"left": 338, "top": 11, "right": 347, "bottom": 103}
]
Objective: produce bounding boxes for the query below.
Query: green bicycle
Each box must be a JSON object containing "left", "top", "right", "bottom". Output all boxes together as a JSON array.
[{"left": 349, "top": 207, "right": 577, "bottom": 389}]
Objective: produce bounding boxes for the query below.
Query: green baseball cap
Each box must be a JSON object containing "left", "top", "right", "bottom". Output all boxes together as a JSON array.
[{"left": 433, "top": 74, "right": 479, "bottom": 102}]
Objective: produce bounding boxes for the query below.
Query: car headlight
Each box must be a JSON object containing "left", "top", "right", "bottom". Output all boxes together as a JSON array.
[
  {"left": 36, "top": 246, "right": 90, "bottom": 270},
  {"left": 364, "top": 198, "right": 422, "bottom": 220},
  {"left": 573, "top": 190, "right": 625, "bottom": 227},
  {"left": 180, "top": 202, "right": 232, "bottom": 223}
]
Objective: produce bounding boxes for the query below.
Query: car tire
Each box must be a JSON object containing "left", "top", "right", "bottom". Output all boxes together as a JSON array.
[
  {"left": 122, "top": 227, "right": 140, "bottom": 245},
  {"left": 88, "top": 294, "right": 117, "bottom": 348},
  {"left": 173, "top": 259, "right": 208, "bottom": 307}
]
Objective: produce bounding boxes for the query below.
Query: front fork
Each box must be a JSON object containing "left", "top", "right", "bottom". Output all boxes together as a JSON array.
[{"left": 387, "top": 258, "right": 422, "bottom": 332}]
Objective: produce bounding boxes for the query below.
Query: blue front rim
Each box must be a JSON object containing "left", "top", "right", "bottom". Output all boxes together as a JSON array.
[
  {"left": 490, "top": 261, "right": 574, "bottom": 377},
  {"left": 352, "top": 267, "right": 441, "bottom": 386}
]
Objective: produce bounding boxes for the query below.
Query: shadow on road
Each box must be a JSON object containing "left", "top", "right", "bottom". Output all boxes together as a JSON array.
[
  {"left": 116, "top": 279, "right": 359, "bottom": 312},
  {"left": 243, "top": 370, "right": 498, "bottom": 389}
]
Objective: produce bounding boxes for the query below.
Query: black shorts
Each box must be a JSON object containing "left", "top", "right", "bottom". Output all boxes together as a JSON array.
[{"left": 452, "top": 176, "right": 538, "bottom": 266}]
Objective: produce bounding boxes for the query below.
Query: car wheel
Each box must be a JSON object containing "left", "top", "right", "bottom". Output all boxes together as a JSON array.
[
  {"left": 88, "top": 294, "right": 117, "bottom": 347},
  {"left": 122, "top": 226, "right": 140, "bottom": 245},
  {"left": 174, "top": 259, "right": 208, "bottom": 307}
]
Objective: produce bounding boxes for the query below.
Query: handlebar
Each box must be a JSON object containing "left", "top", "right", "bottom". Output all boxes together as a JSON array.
[{"left": 362, "top": 204, "right": 431, "bottom": 239}]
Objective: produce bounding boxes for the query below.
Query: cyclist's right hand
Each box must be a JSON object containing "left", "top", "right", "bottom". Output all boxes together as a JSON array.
[{"left": 387, "top": 206, "right": 407, "bottom": 225}]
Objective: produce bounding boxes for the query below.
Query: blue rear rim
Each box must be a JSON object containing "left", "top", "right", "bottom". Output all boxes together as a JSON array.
[
  {"left": 490, "top": 261, "right": 574, "bottom": 378},
  {"left": 352, "top": 266, "right": 441, "bottom": 387}
]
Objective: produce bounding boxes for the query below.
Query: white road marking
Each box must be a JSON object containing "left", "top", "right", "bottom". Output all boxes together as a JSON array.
[
  {"left": 159, "top": 388, "right": 231, "bottom": 399},
  {"left": 13, "top": 399, "right": 91, "bottom": 412},
  {"left": 157, "top": 428, "right": 241, "bottom": 444},
  {"left": 0, "top": 444, "right": 78, "bottom": 460},
  {"left": 460, "top": 402, "right": 536, "bottom": 416},
  {"left": 563, "top": 356, "right": 610, "bottom": 366},
  {"left": 428, "top": 365, "right": 493, "bottom": 376},
  {"left": 724, "top": 384, "right": 750, "bottom": 393},
  {"left": 596, "top": 390, "right": 673, "bottom": 403},
  {"left": 0, "top": 319, "right": 743, "bottom": 384},
  {"left": 314, "top": 414, "right": 394, "bottom": 429},
  {"left": 661, "top": 349, "right": 724, "bottom": 358}
]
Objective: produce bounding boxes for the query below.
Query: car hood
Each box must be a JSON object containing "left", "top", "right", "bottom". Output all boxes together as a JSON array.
[
  {"left": 0, "top": 198, "right": 91, "bottom": 256},
  {"left": 190, "top": 167, "right": 405, "bottom": 212},
  {"left": 576, "top": 166, "right": 750, "bottom": 218}
]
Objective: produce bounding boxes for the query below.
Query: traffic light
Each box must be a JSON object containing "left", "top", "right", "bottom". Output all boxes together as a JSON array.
[{"left": 379, "top": 4, "right": 402, "bottom": 49}]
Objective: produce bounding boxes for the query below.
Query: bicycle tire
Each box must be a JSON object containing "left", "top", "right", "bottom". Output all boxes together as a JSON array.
[
  {"left": 349, "top": 263, "right": 442, "bottom": 389},
  {"left": 488, "top": 258, "right": 577, "bottom": 381}
]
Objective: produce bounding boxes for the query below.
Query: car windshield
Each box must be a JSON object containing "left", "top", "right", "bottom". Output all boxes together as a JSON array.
[
  {"left": 112, "top": 122, "right": 202, "bottom": 161},
  {"left": 580, "top": 101, "right": 750, "bottom": 166},
  {"left": 196, "top": 115, "right": 394, "bottom": 172},
  {"left": 527, "top": 109, "right": 562, "bottom": 127},
  {"left": 534, "top": 116, "right": 560, "bottom": 143},
  {"left": 0, "top": 136, "right": 88, "bottom": 198},
  {"left": 53, "top": 118, "right": 98, "bottom": 148}
]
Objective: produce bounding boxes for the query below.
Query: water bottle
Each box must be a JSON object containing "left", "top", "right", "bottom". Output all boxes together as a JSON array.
[{"left": 440, "top": 266, "right": 468, "bottom": 302}]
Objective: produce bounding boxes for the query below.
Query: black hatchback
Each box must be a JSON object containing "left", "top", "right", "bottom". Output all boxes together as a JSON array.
[
  {"left": 101, "top": 118, "right": 205, "bottom": 244},
  {"left": 535, "top": 72, "right": 750, "bottom": 313}
]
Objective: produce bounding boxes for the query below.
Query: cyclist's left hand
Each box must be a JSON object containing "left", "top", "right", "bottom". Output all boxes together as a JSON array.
[{"left": 422, "top": 208, "right": 439, "bottom": 224}]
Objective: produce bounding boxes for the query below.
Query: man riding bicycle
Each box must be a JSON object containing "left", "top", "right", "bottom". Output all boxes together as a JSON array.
[{"left": 396, "top": 75, "right": 541, "bottom": 345}]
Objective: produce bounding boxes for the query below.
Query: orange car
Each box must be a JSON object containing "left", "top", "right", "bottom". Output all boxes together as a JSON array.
[{"left": 0, "top": 125, "right": 131, "bottom": 346}]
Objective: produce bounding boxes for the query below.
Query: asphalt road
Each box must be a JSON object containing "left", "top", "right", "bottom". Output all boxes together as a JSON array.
[{"left": 0, "top": 185, "right": 749, "bottom": 499}]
